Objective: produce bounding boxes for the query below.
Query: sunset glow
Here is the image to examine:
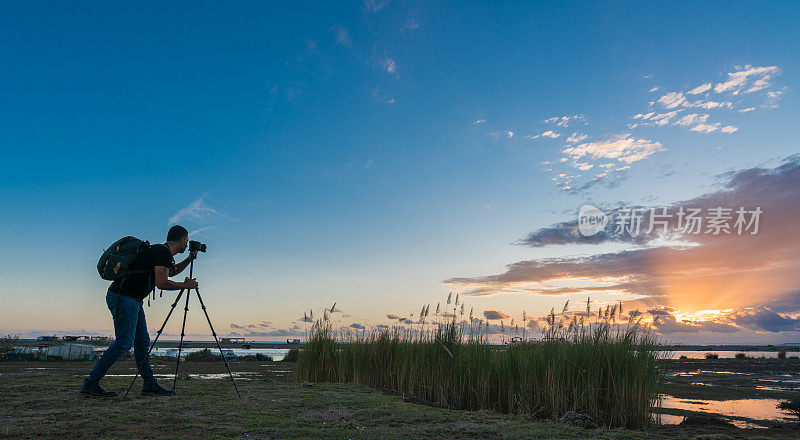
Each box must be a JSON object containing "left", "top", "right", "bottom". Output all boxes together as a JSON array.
[{"left": 0, "top": 2, "right": 797, "bottom": 347}]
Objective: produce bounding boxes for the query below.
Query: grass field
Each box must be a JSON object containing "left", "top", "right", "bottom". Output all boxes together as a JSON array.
[{"left": 2, "top": 359, "right": 797, "bottom": 439}]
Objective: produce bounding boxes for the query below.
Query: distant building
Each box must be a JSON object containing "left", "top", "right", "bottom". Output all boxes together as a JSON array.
[
  {"left": 90, "top": 336, "right": 114, "bottom": 344},
  {"left": 221, "top": 337, "right": 246, "bottom": 344},
  {"left": 46, "top": 344, "right": 94, "bottom": 360},
  {"left": 62, "top": 335, "right": 90, "bottom": 342}
]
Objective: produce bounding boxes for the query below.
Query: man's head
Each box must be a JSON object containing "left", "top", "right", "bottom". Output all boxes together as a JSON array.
[{"left": 166, "top": 225, "right": 189, "bottom": 253}]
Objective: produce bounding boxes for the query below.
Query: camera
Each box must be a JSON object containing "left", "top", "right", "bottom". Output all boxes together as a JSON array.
[{"left": 189, "top": 240, "right": 207, "bottom": 253}]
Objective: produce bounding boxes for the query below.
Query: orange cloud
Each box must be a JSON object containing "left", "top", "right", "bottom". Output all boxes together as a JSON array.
[{"left": 444, "top": 155, "right": 800, "bottom": 342}]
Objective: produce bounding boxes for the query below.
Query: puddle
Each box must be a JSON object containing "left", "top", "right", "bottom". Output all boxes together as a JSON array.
[
  {"left": 759, "top": 378, "right": 800, "bottom": 384},
  {"left": 151, "top": 347, "right": 290, "bottom": 361},
  {"left": 190, "top": 373, "right": 257, "bottom": 380},
  {"left": 657, "top": 394, "right": 795, "bottom": 427},
  {"left": 668, "top": 351, "right": 800, "bottom": 359},
  {"left": 104, "top": 372, "right": 259, "bottom": 380},
  {"left": 654, "top": 413, "right": 684, "bottom": 425},
  {"left": 672, "top": 370, "right": 750, "bottom": 376},
  {"left": 656, "top": 409, "right": 774, "bottom": 429},
  {"left": 752, "top": 378, "right": 800, "bottom": 392}
]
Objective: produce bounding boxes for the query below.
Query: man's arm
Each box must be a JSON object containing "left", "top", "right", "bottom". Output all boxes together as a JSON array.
[
  {"left": 170, "top": 251, "right": 197, "bottom": 277},
  {"left": 154, "top": 266, "right": 198, "bottom": 290}
]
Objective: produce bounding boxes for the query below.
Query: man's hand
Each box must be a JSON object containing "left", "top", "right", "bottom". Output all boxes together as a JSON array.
[{"left": 183, "top": 277, "right": 199, "bottom": 289}]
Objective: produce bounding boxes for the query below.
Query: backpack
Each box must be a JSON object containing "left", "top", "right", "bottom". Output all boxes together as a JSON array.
[{"left": 97, "top": 236, "right": 151, "bottom": 281}]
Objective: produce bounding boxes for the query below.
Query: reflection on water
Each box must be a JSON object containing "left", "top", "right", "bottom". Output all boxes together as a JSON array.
[
  {"left": 150, "top": 347, "right": 290, "bottom": 361},
  {"left": 104, "top": 372, "right": 259, "bottom": 380},
  {"left": 658, "top": 394, "right": 795, "bottom": 427},
  {"left": 753, "top": 378, "right": 800, "bottom": 392},
  {"left": 655, "top": 413, "right": 684, "bottom": 425},
  {"left": 666, "top": 351, "right": 799, "bottom": 359},
  {"left": 670, "top": 369, "right": 800, "bottom": 392},
  {"left": 671, "top": 370, "right": 750, "bottom": 376}
]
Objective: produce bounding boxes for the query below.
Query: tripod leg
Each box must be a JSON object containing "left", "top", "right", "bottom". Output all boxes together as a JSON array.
[
  {"left": 173, "top": 289, "right": 192, "bottom": 390},
  {"left": 194, "top": 288, "right": 242, "bottom": 398},
  {"left": 123, "top": 288, "right": 185, "bottom": 400}
]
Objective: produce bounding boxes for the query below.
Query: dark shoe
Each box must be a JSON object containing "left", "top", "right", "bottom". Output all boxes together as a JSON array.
[
  {"left": 141, "top": 379, "right": 176, "bottom": 396},
  {"left": 79, "top": 378, "right": 118, "bottom": 398}
]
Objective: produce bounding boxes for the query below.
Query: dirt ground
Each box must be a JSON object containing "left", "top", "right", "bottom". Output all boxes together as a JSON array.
[{"left": 0, "top": 359, "right": 797, "bottom": 439}]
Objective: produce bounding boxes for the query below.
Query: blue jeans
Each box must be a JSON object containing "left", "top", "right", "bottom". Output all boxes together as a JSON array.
[{"left": 88, "top": 291, "right": 154, "bottom": 382}]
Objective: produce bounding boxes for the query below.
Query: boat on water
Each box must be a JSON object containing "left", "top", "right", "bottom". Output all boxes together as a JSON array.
[
  {"left": 221, "top": 337, "right": 251, "bottom": 349},
  {"left": 164, "top": 348, "right": 181, "bottom": 358},
  {"left": 221, "top": 349, "right": 236, "bottom": 359}
]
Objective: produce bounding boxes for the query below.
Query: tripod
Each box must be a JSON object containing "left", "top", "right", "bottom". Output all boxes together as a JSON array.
[{"left": 123, "top": 259, "right": 241, "bottom": 399}]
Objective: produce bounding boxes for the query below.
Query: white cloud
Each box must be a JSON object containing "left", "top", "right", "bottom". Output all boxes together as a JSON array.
[
  {"left": 657, "top": 91, "right": 686, "bottom": 109},
  {"left": 682, "top": 100, "right": 732, "bottom": 109},
  {"left": 561, "top": 134, "right": 664, "bottom": 164},
  {"left": 566, "top": 132, "right": 588, "bottom": 143},
  {"left": 384, "top": 57, "right": 397, "bottom": 74},
  {"left": 530, "top": 130, "right": 561, "bottom": 140},
  {"left": 544, "top": 115, "right": 585, "bottom": 127},
  {"left": 371, "top": 89, "right": 395, "bottom": 104},
  {"left": 690, "top": 123, "right": 720, "bottom": 133},
  {"left": 673, "top": 113, "right": 709, "bottom": 127},
  {"left": 400, "top": 19, "right": 420, "bottom": 32},
  {"left": 649, "top": 110, "right": 680, "bottom": 125},
  {"left": 714, "top": 65, "right": 780, "bottom": 95},
  {"left": 168, "top": 195, "right": 217, "bottom": 225},
  {"left": 738, "top": 107, "right": 755, "bottom": 113},
  {"left": 649, "top": 86, "right": 660, "bottom": 93},
  {"left": 363, "top": 0, "right": 389, "bottom": 12},
  {"left": 189, "top": 225, "right": 216, "bottom": 236},
  {"left": 687, "top": 83, "right": 712, "bottom": 95},
  {"left": 506, "top": 131, "right": 514, "bottom": 138},
  {"left": 720, "top": 125, "right": 739, "bottom": 134},
  {"left": 473, "top": 119, "right": 486, "bottom": 125},
  {"left": 764, "top": 88, "right": 785, "bottom": 108},
  {"left": 333, "top": 26, "right": 352, "bottom": 47}
]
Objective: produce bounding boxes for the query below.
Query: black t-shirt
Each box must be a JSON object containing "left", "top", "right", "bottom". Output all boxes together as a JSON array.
[{"left": 109, "top": 244, "right": 175, "bottom": 300}]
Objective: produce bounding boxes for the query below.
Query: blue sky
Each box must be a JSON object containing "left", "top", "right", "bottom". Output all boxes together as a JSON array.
[{"left": 2, "top": 1, "right": 799, "bottom": 344}]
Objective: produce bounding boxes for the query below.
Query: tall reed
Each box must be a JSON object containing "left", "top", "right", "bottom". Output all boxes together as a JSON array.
[{"left": 295, "top": 299, "right": 663, "bottom": 428}]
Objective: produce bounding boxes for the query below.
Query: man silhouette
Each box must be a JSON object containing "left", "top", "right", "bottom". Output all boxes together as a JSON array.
[{"left": 80, "top": 225, "right": 199, "bottom": 397}]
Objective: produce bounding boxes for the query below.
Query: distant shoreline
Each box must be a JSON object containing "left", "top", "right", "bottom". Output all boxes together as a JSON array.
[{"left": 7, "top": 338, "right": 798, "bottom": 352}]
